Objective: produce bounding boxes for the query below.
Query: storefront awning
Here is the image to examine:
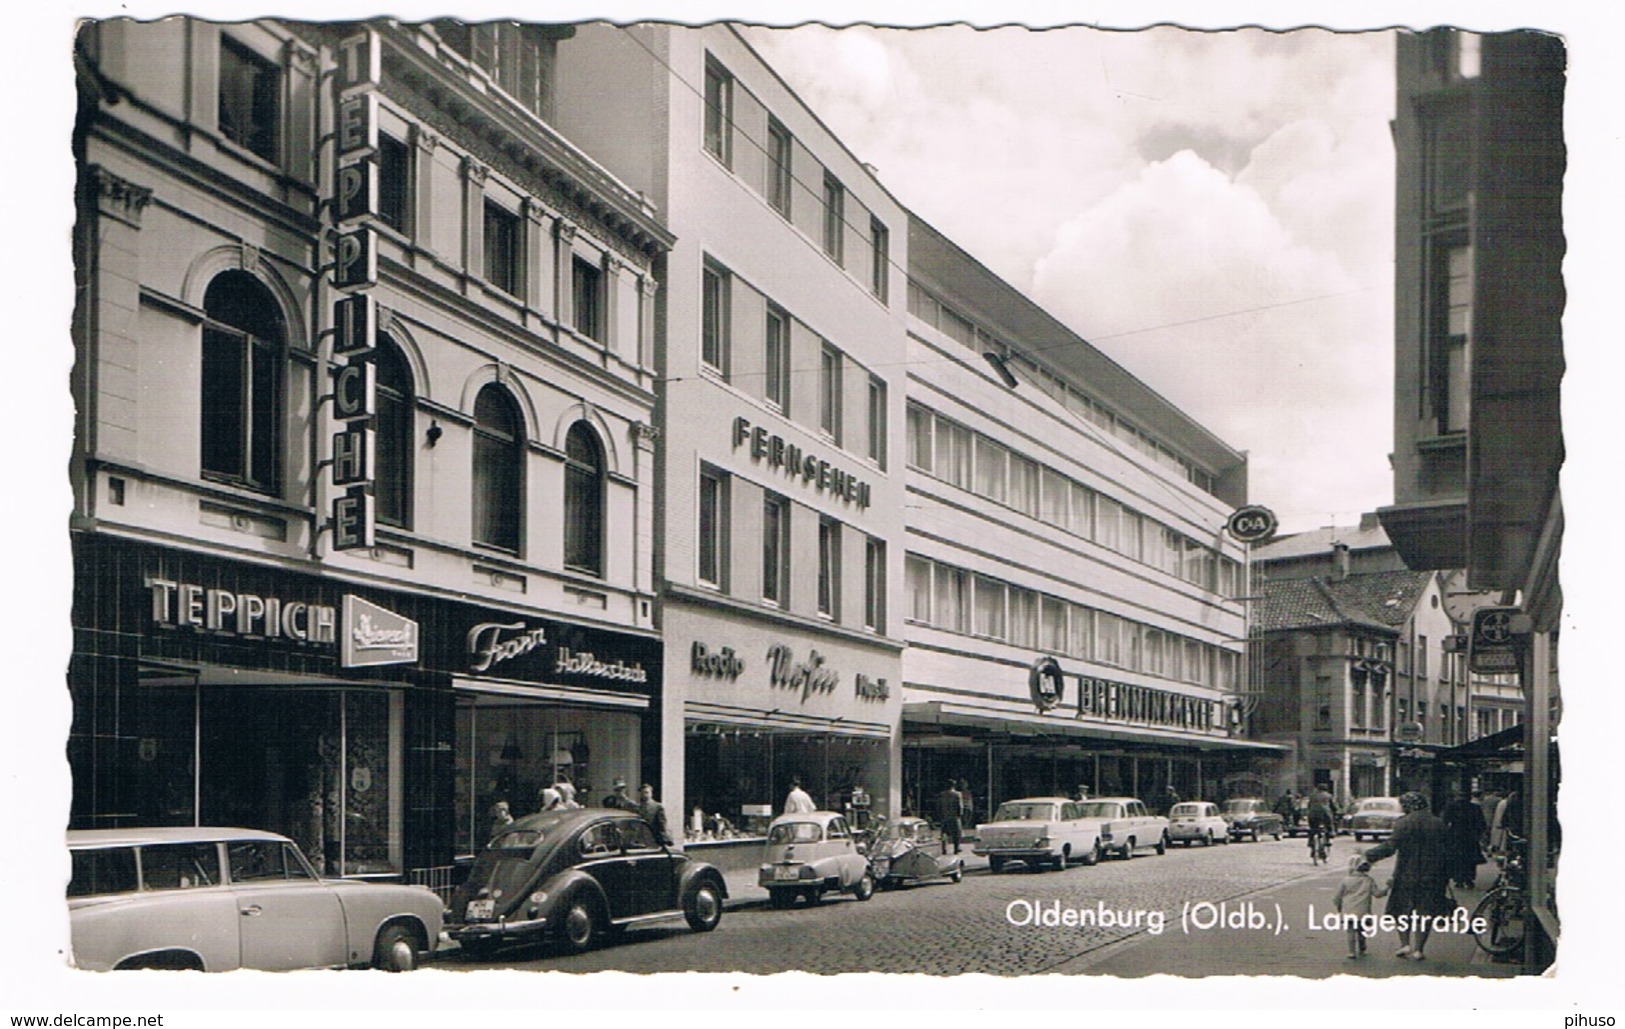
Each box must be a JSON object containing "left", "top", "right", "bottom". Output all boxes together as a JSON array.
[
  {"left": 453, "top": 675, "right": 649, "bottom": 709},
  {"left": 685, "top": 700, "right": 890, "bottom": 738},
  {"left": 903, "top": 700, "right": 1288, "bottom": 753}
]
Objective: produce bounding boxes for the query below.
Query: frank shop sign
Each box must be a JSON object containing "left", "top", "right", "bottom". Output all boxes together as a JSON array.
[{"left": 330, "top": 29, "right": 381, "bottom": 551}]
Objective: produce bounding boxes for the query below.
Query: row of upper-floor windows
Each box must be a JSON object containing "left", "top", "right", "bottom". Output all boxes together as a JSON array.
[
  {"left": 906, "top": 401, "right": 1241, "bottom": 597},
  {"left": 702, "top": 259, "right": 887, "bottom": 466},
  {"left": 697, "top": 464, "right": 887, "bottom": 634},
  {"left": 906, "top": 279, "right": 1222, "bottom": 498},
  {"left": 199, "top": 270, "right": 611, "bottom": 575},
  {"left": 703, "top": 54, "right": 890, "bottom": 303},
  {"left": 905, "top": 555, "right": 1239, "bottom": 690}
]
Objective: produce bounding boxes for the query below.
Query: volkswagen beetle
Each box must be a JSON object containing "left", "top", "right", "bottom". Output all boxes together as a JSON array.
[{"left": 446, "top": 808, "right": 727, "bottom": 956}]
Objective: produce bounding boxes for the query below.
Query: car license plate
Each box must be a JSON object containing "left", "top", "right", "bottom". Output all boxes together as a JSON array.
[
  {"left": 467, "top": 899, "right": 495, "bottom": 920},
  {"left": 773, "top": 865, "right": 800, "bottom": 881}
]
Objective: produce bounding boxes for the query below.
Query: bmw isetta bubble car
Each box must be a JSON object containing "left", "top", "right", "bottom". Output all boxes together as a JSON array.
[
  {"left": 758, "top": 811, "right": 875, "bottom": 908},
  {"left": 867, "top": 816, "right": 964, "bottom": 890}
]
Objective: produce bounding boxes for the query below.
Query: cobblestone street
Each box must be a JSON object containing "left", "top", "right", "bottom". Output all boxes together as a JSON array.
[{"left": 444, "top": 836, "right": 1510, "bottom": 976}]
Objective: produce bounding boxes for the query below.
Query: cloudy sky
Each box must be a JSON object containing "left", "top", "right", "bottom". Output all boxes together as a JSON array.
[{"left": 741, "top": 24, "right": 1396, "bottom": 535}]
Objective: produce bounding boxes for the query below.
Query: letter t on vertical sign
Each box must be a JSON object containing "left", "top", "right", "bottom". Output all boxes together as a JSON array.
[{"left": 336, "top": 29, "right": 381, "bottom": 93}]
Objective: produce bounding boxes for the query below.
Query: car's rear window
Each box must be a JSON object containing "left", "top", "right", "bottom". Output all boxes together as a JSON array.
[
  {"left": 491, "top": 829, "right": 545, "bottom": 852},
  {"left": 1223, "top": 800, "right": 1261, "bottom": 814},
  {"left": 768, "top": 822, "right": 824, "bottom": 844},
  {"left": 1357, "top": 799, "right": 1401, "bottom": 812},
  {"left": 1170, "top": 803, "right": 1205, "bottom": 817},
  {"left": 1075, "top": 802, "right": 1124, "bottom": 819},
  {"left": 995, "top": 803, "right": 1060, "bottom": 821},
  {"left": 69, "top": 847, "right": 138, "bottom": 898}
]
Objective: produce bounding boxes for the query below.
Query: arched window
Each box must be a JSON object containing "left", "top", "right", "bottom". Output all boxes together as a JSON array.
[
  {"left": 201, "top": 271, "right": 285, "bottom": 493},
  {"left": 472, "top": 384, "right": 523, "bottom": 552},
  {"left": 373, "top": 339, "right": 414, "bottom": 529},
  {"left": 563, "top": 422, "right": 604, "bottom": 575}
]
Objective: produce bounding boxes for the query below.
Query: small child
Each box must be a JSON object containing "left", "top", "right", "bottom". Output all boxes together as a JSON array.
[{"left": 1331, "top": 855, "right": 1389, "bottom": 958}]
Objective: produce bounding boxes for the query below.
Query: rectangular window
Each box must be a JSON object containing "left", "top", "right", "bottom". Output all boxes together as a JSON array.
[
  {"left": 767, "top": 118, "right": 793, "bottom": 216},
  {"left": 1041, "top": 596, "right": 1068, "bottom": 653},
  {"left": 1040, "top": 468, "right": 1069, "bottom": 527},
  {"left": 1351, "top": 674, "right": 1367, "bottom": 729},
  {"left": 938, "top": 417, "right": 972, "bottom": 490},
  {"left": 1010, "top": 454, "right": 1040, "bottom": 518},
  {"left": 1438, "top": 242, "right": 1473, "bottom": 433},
  {"left": 762, "top": 494, "right": 790, "bottom": 606},
  {"left": 864, "top": 537, "right": 886, "bottom": 632},
  {"left": 934, "top": 564, "right": 969, "bottom": 634},
  {"left": 701, "top": 262, "right": 730, "bottom": 374},
  {"left": 219, "top": 36, "right": 279, "bottom": 163},
  {"left": 819, "top": 344, "right": 843, "bottom": 442},
  {"left": 1095, "top": 612, "right": 1124, "bottom": 666},
  {"left": 822, "top": 173, "right": 845, "bottom": 263},
  {"left": 377, "top": 133, "right": 410, "bottom": 234},
  {"left": 1009, "top": 588, "right": 1038, "bottom": 649},
  {"left": 870, "top": 218, "right": 889, "bottom": 301},
  {"left": 1096, "top": 496, "right": 1122, "bottom": 552},
  {"left": 905, "top": 555, "right": 932, "bottom": 624},
  {"left": 1070, "top": 482, "right": 1094, "bottom": 538},
  {"left": 703, "top": 58, "right": 732, "bottom": 166},
  {"left": 975, "top": 436, "right": 1007, "bottom": 503},
  {"left": 698, "top": 467, "right": 729, "bottom": 588},
  {"left": 572, "top": 256, "right": 601, "bottom": 340},
  {"left": 765, "top": 305, "right": 790, "bottom": 410},
  {"left": 973, "top": 576, "right": 1006, "bottom": 640},
  {"left": 867, "top": 376, "right": 887, "bottom": 467},
  {"left": 483, "top": 201, "right": 521, "bottom": 296},
  {"left": 1068, "top": 604, "right": 1092, "bottom": 659},
  {"left": 1418, "top": 637, "right": 1429, "bottom": 678},
  {"left": 906, "top": 403, "right": 933, "bottom": 472},
  {"left": 817, "top": 517, "right": 841, "bottom": 618}
]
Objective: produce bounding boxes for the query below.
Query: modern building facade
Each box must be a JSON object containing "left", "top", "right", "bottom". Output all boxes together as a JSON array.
[
  {"left": 552, "top": 24, "right": 910, "bottom": 842},
  {"left": 898, "top": 216, "right": 1272, "bottom": 814},
  {"left": 1376, "top": 28, "right": 1563, "bottom": 970},
  {"left": 72, "top": 18, "right": 670, "bottom": 881}
]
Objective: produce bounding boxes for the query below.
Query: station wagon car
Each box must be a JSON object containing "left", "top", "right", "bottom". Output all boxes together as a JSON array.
[
  {"left": 975, "top": 797, "right": 1101, "bottom": 872},
  {"left": 759, "top": 811, "right": 875, "bottom": 908},
  {"left": 1167, "top": 801, "right": 1230, "bottom": 847},
  {"left": 67, "top": 827, "right": 442, "bottom": 971},
  {"left": 1348, "top": 797, "right": 1404, "bottom": 841},
  {"left": 1221, "top": 798, "right": 1285, "bottom": 841},
  {"left": 1075, "top": 797, "right": 1171, "bottom": 859},
  {"left": 446, "top": 808, "right": 727, "bottom": 955}
]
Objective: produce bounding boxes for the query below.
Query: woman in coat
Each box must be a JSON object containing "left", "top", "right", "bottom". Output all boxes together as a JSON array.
[
  {"left": 1362, "top": 792, "right": 1454, "bottom": 961},
  {"left": 1442, "top": 789, "right": 1487, "bottom": 889}
]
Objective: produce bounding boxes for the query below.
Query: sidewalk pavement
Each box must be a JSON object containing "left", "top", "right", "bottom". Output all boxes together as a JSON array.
[{"left": 1063, "top": 863, "right": 1519, "bottom": 978}]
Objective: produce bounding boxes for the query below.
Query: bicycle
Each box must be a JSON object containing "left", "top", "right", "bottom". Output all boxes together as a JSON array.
[
  {"left": 1472, "top": 836, "right": 1528, "bottom": 957},
  {"left": 1308, "top": 824, "right": 1332, "bottom": 865}
]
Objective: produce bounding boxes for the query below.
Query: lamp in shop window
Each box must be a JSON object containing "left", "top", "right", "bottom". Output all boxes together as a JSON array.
[{"left": 500, "top": 733, "right": 523, "bottom": 762}]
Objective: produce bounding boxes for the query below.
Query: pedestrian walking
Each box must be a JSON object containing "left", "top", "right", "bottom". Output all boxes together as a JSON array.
[
  {"left": 1442, "top": 788, "right": 1486, "bottom": 889},
  {"left": 1161, "top": 784, "right": 1182, "bottom": 817},
  {"left": 935, "top": 780, "right": 964, "bottom": 855},
  {"left": 1332, "top": 855, "right": 1389, "bottom": 958},
  {"left": 1362, "top": 791, "right": 1453, "bottom": 961},
  {"left": 783, "top": 776, "right": 816, "bottom": 814},
  {"left": 957, "top": 778, "right": 975, "bottom": 826},
  {"left": 602, "top": 777, "right": 635, "bottom": 810},
  {"left": 637, "top": 783, "right": 674, "bottom": 845}
]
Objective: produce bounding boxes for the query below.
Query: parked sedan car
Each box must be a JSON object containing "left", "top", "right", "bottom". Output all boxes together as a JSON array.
[
  {"left": 868, "top": 817, "right": 964, "bottom": 889},
  {"left": 1167, "top": 801, "right": 1230, "bottom": 847},
  {"left": 1076, "top": 797, "right": 1171, "bottom": 860},
  {"left": 759, "top": 811, "right": 875, "bottom": 908},
  {"left": 1221, "top": 798, "right": 1285, "bottom": 841},
  {"left": 446, "top": 808, "right": 727, "bottom": 955},
  {"left": 67, "top": 827, "right": 441, "bottom": 971},
  {"left": 1347, "top": 797, "right": 1405, "bottom": 841},
  {"left": 975, "top": 797, "right": 1101, "bottom": 872}
]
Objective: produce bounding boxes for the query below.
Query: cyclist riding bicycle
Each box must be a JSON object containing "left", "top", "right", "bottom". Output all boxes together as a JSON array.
[{"left": 1306, "top": 787, "right": 1338, "bottom": 858}]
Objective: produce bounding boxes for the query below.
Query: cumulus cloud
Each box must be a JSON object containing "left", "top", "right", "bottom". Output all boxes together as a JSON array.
[{"left": 740, "top": 24, "right": 1397, "bottom": 531}]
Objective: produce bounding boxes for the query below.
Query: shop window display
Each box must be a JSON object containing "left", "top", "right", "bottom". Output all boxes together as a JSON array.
[{"left": 683, "top": 727, "right": 887, "bottom": 841}]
